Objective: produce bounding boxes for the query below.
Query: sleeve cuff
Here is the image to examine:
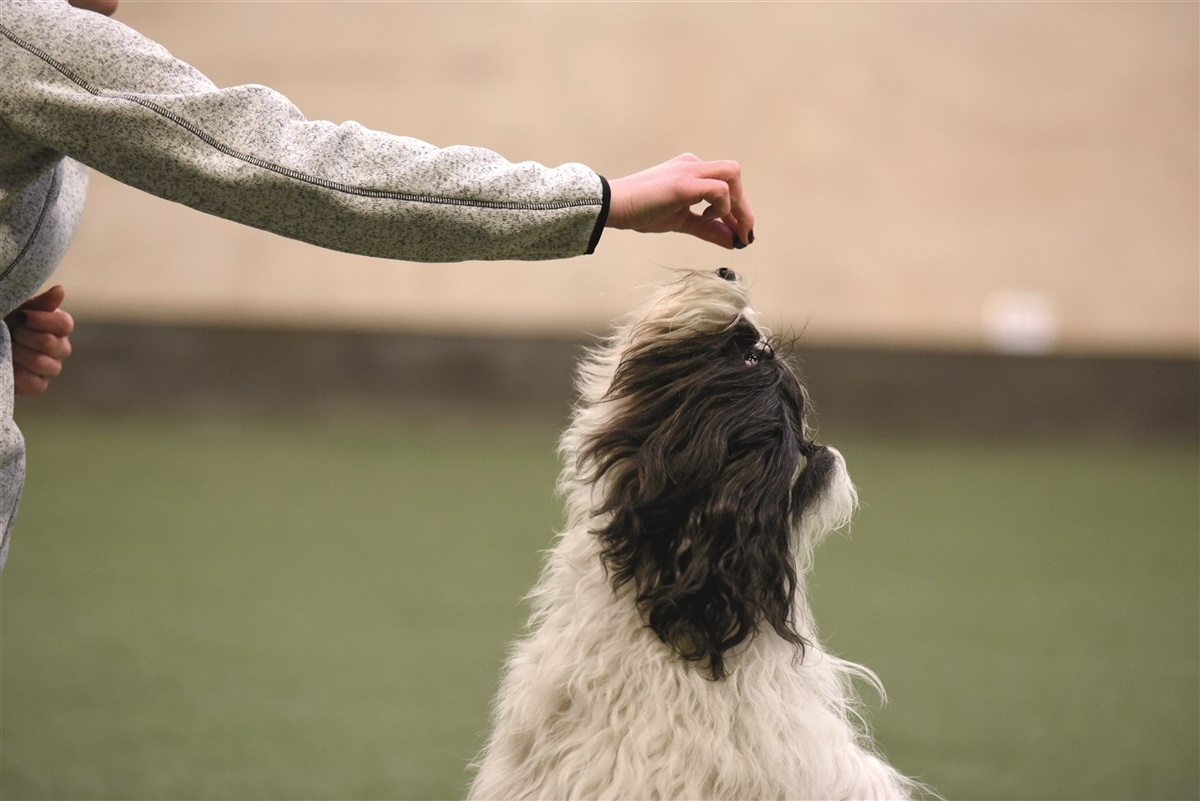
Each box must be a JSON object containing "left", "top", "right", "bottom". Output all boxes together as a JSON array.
[{"left": 585, "top": 175, "right": 611, "bottom": 255}]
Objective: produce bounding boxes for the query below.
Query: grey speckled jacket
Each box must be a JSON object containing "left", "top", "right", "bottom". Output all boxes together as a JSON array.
[{"left": 0, "top": 0, "right": 612, "bottom": 568}]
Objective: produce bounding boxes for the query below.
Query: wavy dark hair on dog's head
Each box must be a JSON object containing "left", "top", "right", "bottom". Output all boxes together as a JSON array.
[{"left": 579, "top": 316, "right": 837, "bottom": 680}]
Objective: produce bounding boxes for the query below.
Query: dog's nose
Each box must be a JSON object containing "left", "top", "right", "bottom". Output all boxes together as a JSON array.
[{"left": 716, "top": 268, "right": 737, "bottom": 282}]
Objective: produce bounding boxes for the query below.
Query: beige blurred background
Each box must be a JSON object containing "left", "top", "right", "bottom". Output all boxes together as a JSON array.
[{"left": 53, "top": 0, "right": 1198, "bottom": 356}]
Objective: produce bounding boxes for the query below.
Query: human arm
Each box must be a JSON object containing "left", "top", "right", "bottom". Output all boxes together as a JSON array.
[
  {"left": 0, "top": 0, "right": 604, "bottom": 262},
  {"left": 5, "top": 285, "right": 73, "bottom": 396}
]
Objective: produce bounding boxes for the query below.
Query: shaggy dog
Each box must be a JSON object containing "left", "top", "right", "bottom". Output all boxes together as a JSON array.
[{"left": 469, "top": 269, "right": 916, "bottom": 800}]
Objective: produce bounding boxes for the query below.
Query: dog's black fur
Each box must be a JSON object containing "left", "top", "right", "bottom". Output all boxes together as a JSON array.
[{"left": 577, "top": 306, "right": 837, "bottom": 680}]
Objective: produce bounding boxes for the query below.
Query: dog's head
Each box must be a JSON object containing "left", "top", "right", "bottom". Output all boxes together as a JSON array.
[{"left": 574, "top": 269, "right": 855, "bottom": 679}]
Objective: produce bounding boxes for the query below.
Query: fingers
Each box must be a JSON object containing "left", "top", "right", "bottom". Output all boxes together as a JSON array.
[
  {"left": 680, "top": 214, "right": 744, "bottom": 250},
  {"left": 681, "top": 178, "right": 744, "bottom": 250},
  {"left": 11, "top": 319, "right": 73, "bottom": 359},
  {"left": 7, "top": 286, "right": 75, "bottom": 340},
  {"left": 6, "top": 286, "right": 74, "bottom": 396},
  {"left": 12, "top": 333, "right": 67, "bottom": 394},
  {"left": 690, "top": 177, "right": 733, "bottom": 222},
  {"left": 684, "top": 159, "right": 754, "bottom": 246},
  {"left": 13, "top": 341, "right": 65, "bottom": 382},
  {"left": 665, "top": 158, "right": 753, "bottom": 248},
  {"left": 13, "top": 369, "right": 51, "bottom": 396},
  {"left": 18, "top": 306, "right": 75, "bottom": 339}
]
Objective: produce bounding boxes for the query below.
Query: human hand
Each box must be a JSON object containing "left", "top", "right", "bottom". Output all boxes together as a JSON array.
[
  {"left": 5, "top": 286, "right": 74, "bottom": 395},
  {"left": 67, "top": 0, "right": 120, "bottom": 16},
  {"left": 605, "top": 154, "right": 755, "bottom": 250}
]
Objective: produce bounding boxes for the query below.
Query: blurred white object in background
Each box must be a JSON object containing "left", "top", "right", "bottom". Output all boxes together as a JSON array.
[{"left": 982, "top": 290, "right": 1060, "bottom": 355}]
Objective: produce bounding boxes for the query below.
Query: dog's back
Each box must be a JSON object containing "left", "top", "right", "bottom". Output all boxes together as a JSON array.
[{"left": 469, "top": 271, "right": 916, "bottom": 800}]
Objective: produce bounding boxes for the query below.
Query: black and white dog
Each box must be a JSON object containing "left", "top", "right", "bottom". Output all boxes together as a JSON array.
[{"left": 470, "top": 269, "right": 916, "bottom": 800}]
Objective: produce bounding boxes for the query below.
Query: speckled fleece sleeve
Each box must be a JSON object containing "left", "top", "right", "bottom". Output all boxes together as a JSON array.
[{"left": 0, "top": 0, "right": 611, "bottom": 263}]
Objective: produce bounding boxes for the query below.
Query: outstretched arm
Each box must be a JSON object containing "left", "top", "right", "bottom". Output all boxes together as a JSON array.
[
  {"left": 7, "top": 3, "right": 755, "bottom": 264},
  {"left": 0, "top": 2, "right": 604, "bottom": 263}
]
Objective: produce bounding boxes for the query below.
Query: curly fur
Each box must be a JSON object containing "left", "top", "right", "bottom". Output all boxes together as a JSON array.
[{"left": 469, "top": 270, "right": 918, "bottom": 800}]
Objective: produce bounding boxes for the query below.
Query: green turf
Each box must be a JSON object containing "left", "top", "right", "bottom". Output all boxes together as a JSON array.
[{"left": 1, "top": 414, "right": 1196, "bottom": 800}]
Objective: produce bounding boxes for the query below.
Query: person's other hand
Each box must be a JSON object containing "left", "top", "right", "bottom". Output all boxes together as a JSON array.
[
  {"left": 605, "top": 154, "right": 755, "bottom": 250},
  {"left": 67, "top": 0, "right": 119, "bottom": 16},
  {"left": 5, "top": 286, "right": 74, "bottom": 396}
]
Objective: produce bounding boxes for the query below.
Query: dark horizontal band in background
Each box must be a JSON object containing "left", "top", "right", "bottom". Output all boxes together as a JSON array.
[{"left": 23, "top": 321, "right": 1198, "bottom": 444}]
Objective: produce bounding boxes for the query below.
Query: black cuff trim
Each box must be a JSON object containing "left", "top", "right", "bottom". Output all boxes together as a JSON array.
[{"left": 585, "top": 175, "right": 611, "bottom": 255}]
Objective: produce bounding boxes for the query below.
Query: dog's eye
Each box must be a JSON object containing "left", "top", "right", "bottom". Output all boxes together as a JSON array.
[{"left": 744, "top": 340, "right": 774, "bottom": 365}]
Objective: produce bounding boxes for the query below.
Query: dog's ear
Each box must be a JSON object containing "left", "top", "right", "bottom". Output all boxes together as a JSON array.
[{"left": 580, "top": 320, "right": 827, "bottom": 679}]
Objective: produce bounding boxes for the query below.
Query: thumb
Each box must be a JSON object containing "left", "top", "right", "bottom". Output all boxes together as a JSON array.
[{"left": 19, "top": 285, "right": 66, "bottom": 313}]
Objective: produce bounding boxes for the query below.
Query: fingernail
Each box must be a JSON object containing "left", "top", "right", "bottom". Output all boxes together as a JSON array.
[
  {"left": 747, "top": 229, "right": 756, "bottom": 245},
  {"left": 732, "top": 234, "right": 746, "bottom": 250}
]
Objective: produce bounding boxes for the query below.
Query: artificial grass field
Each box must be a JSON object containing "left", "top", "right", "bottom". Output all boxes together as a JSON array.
[{"left": 1, "top": 413, "right": 1196, "bottom": 800}]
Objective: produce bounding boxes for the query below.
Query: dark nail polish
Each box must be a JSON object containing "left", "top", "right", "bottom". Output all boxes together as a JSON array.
[
  {"left": 732, "top": 234, "right": 746, "bottom": 250},
  {"left": 747, "top": 229, "right": 756, "bottom": 245}
]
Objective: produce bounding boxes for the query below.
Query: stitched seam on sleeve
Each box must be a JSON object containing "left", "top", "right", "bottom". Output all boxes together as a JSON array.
[
  {"left": 0, "top": 162, "right": 61, "bottom": 283},
  {"left": 0, "top": 23, "right": 602, "bottom": 213}
]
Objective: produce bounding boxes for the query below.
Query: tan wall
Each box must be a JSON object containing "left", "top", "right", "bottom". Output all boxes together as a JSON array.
[{"left": 53, "top": 1, "right": 1198, "bottom": 356}]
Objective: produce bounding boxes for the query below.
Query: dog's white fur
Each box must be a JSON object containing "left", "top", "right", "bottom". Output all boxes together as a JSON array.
[{"left": 469, "top": 271, "right": 916, "bottom": 800}]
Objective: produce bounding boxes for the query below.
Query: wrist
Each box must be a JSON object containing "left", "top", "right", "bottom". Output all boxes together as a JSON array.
[{"left": 602, "top": 176, "right": 633, "bottom": 230}]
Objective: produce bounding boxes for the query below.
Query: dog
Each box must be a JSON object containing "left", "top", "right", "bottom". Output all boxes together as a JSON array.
[{"left": 469, "top": 269, "right": 917, "bottom": 800}]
